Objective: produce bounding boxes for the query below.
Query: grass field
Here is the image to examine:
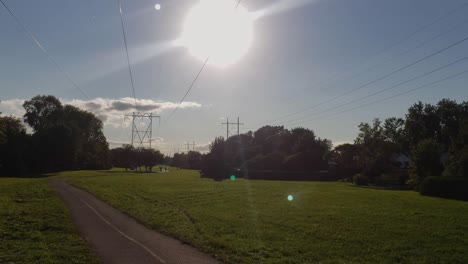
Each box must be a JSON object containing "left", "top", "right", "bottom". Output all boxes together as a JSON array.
[
  {"left": 0, "top": 178, "right": 98, "bottom": 264},
  {"left": 64, "top": 169, "right": 468, "bottom": 264}
]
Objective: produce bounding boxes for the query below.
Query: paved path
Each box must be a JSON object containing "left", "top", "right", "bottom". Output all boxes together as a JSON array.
[{"left": 48, "top": 179, "right": 221, "bottom": 264}]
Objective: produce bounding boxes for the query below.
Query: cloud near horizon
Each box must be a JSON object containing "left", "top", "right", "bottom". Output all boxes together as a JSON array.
[{"left": 0, "top": 97, "right": 202, "bottom": 128}]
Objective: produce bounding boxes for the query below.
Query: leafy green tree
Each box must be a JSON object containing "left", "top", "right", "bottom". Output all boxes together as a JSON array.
[
  {"left": 355, "top": 119, "right": 399, "bottom": 180},
  {"left": 201, "top": 137, "right": 230, "bottom": 180},
  {"left": 409, "top": 139, "right": 443, "bottom": 186},
  {"left": 383, "top": 117, "right": 407, "bottom": 152},
  {"left": 0, "top": 116, "right": 29, "bottom": 175},
  {"left": 0, "top": 115, "right": 6, "bottom": 145},
  {"left": 62, "top": 105, "right": 110, "bottom": 169},
  {"left": 23, "top": 95, "right": 63, "bottom": 132},
  {"left": 405, "top": 102, "right": 441, "bottom": 149},
  {"left": 186, "top": 151, "right": 202, "bottom": 170},
  {"left": 171, "top": 153, "right": 189, "bottom": 168},
  {"left": 443, "top": 116, "right": 468, "bottom": 178},
  {"left": 111, "top": 145, "right": 137, "bottom": 171},
  {"left": 328, "top": 143, "right": 361, "bottom": 179},
  {"left": 138, "top": 148, "right": 164, "bottom": 172}
]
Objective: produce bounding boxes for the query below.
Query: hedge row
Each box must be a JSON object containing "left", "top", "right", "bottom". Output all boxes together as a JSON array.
[{"left": 420, "top": 177, "right": 468, "bottom": 201}]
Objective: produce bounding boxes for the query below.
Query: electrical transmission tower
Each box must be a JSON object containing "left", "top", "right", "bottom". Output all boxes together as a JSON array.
[
  {"left": 222, "top": 117, "right": 244, "bottom": 139},
  {"left": 125, "top": 113, "right": 160, "bottom": 149},
  {"left": 184, "top": 142, "right": 196, "bottom": 152}
]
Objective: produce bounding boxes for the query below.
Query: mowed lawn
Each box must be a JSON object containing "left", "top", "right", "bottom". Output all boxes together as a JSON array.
[
  {"left": 65, "top": 170, "right": 468, "bottom": 264},
  {"left": 0, "top": 178, "right": 98, "bottom": 264}
]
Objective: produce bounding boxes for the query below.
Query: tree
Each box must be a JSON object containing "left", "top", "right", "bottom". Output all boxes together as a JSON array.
[
  {"left": 405, "top": 102, "right": 441, "bottom": 149},
  {"left": 443, "top": 116, "right": 468, "bottom": 178},
  {"left": 201, "top": 137, "right": 230, "bottom": 180},
  {"left": 0, "top": 116, "right": 29, "bottom": 175},
  {"left": 409, "top": 139, "right": 443, "bottom": 186},
  {"left": 138, "top": 148, "right": 164, "bottom": 172},
  {"left": 171, "top": 153, "right": 188, "bottom": 168},
  {"left": 0, "top": 106, "right": 5, "bottom": 144},
  {"left": 252, "top": 125, "right": 285, "bottom": 154},
  {"left": 62, "top": 105, "right": 110, "bottom": 169},
  {"left": 186, "top": 151, "right": 202, "bottom": 170},
  {"left": 383, "top": 117, "right": 407, "bottom": 151},
  {"left": 23, "top": 95, "right": 63, "bottom": 132},
  {"left": 0, "top": 114, "right": 6, "bottom": 145},
  {"left": 110, "top": 145, "right": 137, "bottom": 171},
  {"left": 355, "top": 119, "right": 399, "bottom": 180},
  {"left": 328, "top": 143, "right": 361, "bottom": 179}
]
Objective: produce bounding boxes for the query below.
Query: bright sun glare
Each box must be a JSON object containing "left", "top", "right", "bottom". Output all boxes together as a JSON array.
[{"left": 178, "top": 0, "right": 254, "bottom": 67}]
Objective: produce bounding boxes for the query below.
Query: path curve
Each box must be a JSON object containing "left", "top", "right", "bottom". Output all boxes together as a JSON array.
[{"left": 48, "top": 178, "right": 222, "bottom": 264}]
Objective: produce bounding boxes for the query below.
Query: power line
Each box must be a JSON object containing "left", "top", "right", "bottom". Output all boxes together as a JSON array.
[
  {"left": 287, "top": 1, "right": 468, "bottom": 104},
  {"left": 118, "top": 0, "right": 138, "bottom": 110},
  {"left": 261, "top": 33, "right": 468, "bottom": 126},
  {"left": 286, "top": 69, "right": 468, "bottom": 127},
  {"left": 165, "top": 56, "right": 210, "bottom": 122},
  {"left": 165, "top": 0, "right": 244, "bottom": 123},
  {"left": 302, "top": 15, "right": 468, "bottom": 112},
  {"left": 0, "top": 0, "right": 90, "bottom": 99},
  {"left": 280, "top": 55, "right": 468, "bottom": 125}
]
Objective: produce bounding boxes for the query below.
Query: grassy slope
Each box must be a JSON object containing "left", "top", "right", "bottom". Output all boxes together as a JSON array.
[
  {"left": 66, "top": 170, "right": 468, "bottom": 264},
  {"left": 0, "top": 178, "right": 98, "bottom": 264}
]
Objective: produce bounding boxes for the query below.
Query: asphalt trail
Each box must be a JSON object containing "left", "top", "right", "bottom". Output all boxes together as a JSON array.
[{"left": 48, "top": 178, "right": 222, "bottom": 264}]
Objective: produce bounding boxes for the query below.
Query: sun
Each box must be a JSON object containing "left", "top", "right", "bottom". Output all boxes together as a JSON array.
[{"left": 178, "top": 0, "right": 254, "bottom": 67}]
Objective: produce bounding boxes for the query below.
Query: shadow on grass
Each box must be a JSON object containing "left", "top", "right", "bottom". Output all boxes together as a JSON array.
[{"left": 0, "top": 173, "right": 58, "bottom": 179}]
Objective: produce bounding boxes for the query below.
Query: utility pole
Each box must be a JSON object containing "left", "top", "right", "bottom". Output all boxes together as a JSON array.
[
  {"left": 222, "top": 117, "right": 244, "bottom": 139},
  {"left": 222, "top": 118, "right": 230, "bottom": 139},
  {"left": 192, "top": 141, "right": 196, "bottom": 151},
  {"left": 236, "top": 117, "right": 244, "bottom": 136},
  {"left": 125, "top": 112, "right": 160, "bottom": 149}
]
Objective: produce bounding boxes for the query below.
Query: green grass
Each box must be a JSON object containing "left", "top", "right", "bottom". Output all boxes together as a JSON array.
[
  {"left": 64, "top": 170, "right": 468, "bottom": 264},
  {"left": 0, "top": 178, "right": 98, "bottom": 264}
]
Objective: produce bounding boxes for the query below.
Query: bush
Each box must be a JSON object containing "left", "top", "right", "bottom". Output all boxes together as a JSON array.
[
  {"left": 353, "top": 174, "right": 369, "bottom": 186},
  {"left": 375, "top": 171, "right": 409, "bottom": 186},
  {"left": 420, "top": 177, "right": 468, "bottom": 201}
]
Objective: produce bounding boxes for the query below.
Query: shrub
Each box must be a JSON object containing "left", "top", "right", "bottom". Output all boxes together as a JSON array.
[
  {"left": 353, "top": 174, "right": 369, "bottom": 186},
  {"left": 420, "top": 177, "right": 468, "bottom": 201},
  {"left": 375, "top": 171, "right": 409, "bottom": 186}
]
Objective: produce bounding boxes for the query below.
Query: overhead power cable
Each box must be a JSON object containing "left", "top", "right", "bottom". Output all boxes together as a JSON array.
[
  {"left": 117, "top": 0, "right": 139, "bottom": 111},
  {"left": 165, "top": 0, "right": 244, "bottom": 123},
  {"left": 293, "top": 1, "right": 468, "bottom": 101},
  {"left": 286, "top": 69, "right": 468, "bottom": 127},
  {"left": 165, "top": 56, "right": 210, "bottom": 122},
  {"left": 260, "top": 34, "right": 468, "bottom": 126},
  {"left": 260, "top": 3, "right": 468, "bottom": 126},
  {"left": 0, "top": 0, "right": 90, "bottom": 99},
  {"left": 280, "top": 55, "right": 468, "bottom": 125}
]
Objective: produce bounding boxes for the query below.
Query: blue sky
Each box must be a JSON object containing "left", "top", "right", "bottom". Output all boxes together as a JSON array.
[{"left": 1, "top": 0, "right": 468, "bottom": 154}]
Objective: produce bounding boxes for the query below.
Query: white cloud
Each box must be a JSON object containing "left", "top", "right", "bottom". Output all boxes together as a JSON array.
[{"left": 0, "top": 97, "right": 202, "bottom": 128}]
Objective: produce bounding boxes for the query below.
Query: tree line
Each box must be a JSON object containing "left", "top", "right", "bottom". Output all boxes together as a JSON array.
[
  {"left": 200, "top": 126, "right": 332, "bottom": 180},
  {"left": 110, "top": 144, "right": 165, "bottom": 173},
  {"left": 0, "top": 95, "right": 111, "bottom": 175},
  {"left": 199, "top": 99, "right": 467, "bottom": 199},
  {"left": 1, "top": 95, "right": 466, "bottom": 199}
]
